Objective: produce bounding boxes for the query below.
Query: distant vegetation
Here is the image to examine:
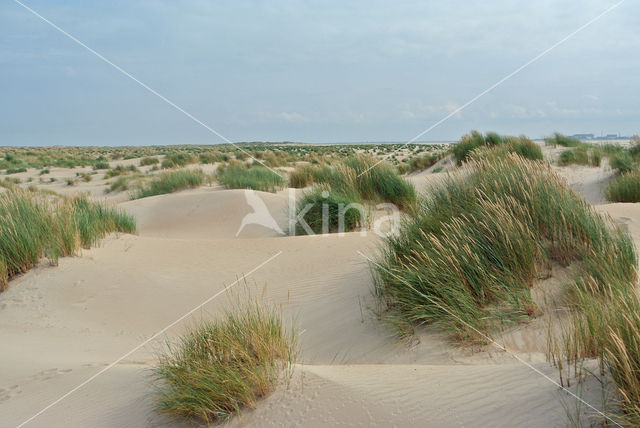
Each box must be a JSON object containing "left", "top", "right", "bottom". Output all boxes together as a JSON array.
[
  {"left": 452, "top": 131, "right": 543, "bottom": 164},
  {"left": 152, "top": 301, "right": 295, "bottom": 424},
  {"left": 290, "top": 155, "right": 416, "bottom": 211},
  {"left": 216, "top": 163, "right": 285, "bottom": 193},
  {"left": 105, "top": 165, "right": 138, "bottom": 179},
  {"left": 161, "top": 153, "right": 196, "bottom": 169},
  {"left": 0, "top": 189, "right": 135, "bottom": 291},
  {"left": 290, "top": 155, "right": 416, "bottom": 234},
  {"left": 544, "top": 132, "right": 583, "bottom": 147},
  {"left": 134, "top": 170, "right": 206, "bottom": 199},
  {"left": 139, "top": 157, "right": 159, "bottom": 166}
]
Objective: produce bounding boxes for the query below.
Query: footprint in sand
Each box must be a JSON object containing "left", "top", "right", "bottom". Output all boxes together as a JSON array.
[
  {"left": 31, "top": 368, "right": 73, "bottom": 381},
  {"left": 0, "top": 385, "right": 21, "bottom": 403}
]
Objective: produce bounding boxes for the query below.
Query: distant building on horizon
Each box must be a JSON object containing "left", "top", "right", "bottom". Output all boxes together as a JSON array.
[
  {"left": 571, "top": 133, "right": 634, "bottom": 141},
  {"left": 571, "top": 133, "right": 595, "bottom": 140}
]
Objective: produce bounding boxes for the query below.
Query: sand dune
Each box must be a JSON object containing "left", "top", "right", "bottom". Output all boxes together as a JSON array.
[{"left": 0, "top": 182, "right": 633, "bottom": 427}]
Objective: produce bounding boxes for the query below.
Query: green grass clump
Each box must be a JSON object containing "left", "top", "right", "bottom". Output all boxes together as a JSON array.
[
  {"left": 374, "top": 153, "right": 633, "bottom": 342},
  {"left": 161, "top": 153, "right": 196, "bottom": 169},
  {"left": 6, "top": 167, "right": 27, "bottom": 174},
  {"left": 605, "top": 169, "right": 640, "bottom": 202},
  {"left": 292, "top": 156, "right": 416, "bottom": 234},
  {"left": 401, "top": 152, "right": 441, "bottom": 174},
  {"left": 610, "top": 151, "right": 635, "bottom": 174},
  {"left": 135, "top": 170, "right": 206, "bottom": 199},
  {"left": 140, "top": 157, "right": 159, "bottom": 166},
  {"left": 452, "top": 131, "right": 542, "bottom": 164},
  {"left": 508, "top": 137, "right": 544, "bottom": 161},
  {"left": 558, "top": 146, "right": 602, "bottom": 167},
  {"left": 293, "top": 156, "right": 416, "bottom": 210},
  {"left": 93, "top": 161, "right": 110, "bottom": 170},
  {"left": 343, "top": 156, "right": 416, "bottom": 211},
  {"left": 69, "top": 196, "right": 137, "bottom": 248},
  {"left": 452, "top": 130, "right": 490, "bottom": 163},
  {"left": 198, "top": 152, "right": 225, "bottom": 164},
  {"left": 545, "top": 132, "right": 582, "bottom": 147},
  {"left": 105, "top": 176, "right": 130, "bottom": 194},
  {"left": 288, "top": 165, "right": 315, "bottom": 188},
  {"left": 152, "top": 301, "right": 295, "bottom": 424},
  {"left": 216, "top": 163, "right": 284, "bottom": 193},
  {"left": 0, "top": 190, "right": 135, "bottom": 291},
  {"left": 105, "top": 165, "right": 138, "bottom": 179},
  {"left": 295, "top": 186, "right": 366, "bottom": 235}
]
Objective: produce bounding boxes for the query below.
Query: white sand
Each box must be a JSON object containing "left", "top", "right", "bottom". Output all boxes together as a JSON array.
[{"left": 0, "top": 160, "right": 635, "bottom": 427}]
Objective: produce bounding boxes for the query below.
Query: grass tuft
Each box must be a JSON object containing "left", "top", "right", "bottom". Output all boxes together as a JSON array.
[
  {"left": 216, "top": 163, "right": 285, "bottom": 193},
  {"left": 374, "top": 153, "right": 633, "bottom": 342},
  {"left": 135, "top": 170, "right": 206, "bottom": 199},
  {"left": 606, "top": 169, "right": 640, "bottom": 202},
  {"left": 0, "top": 189, "right": 136, "bottom": 291},
  {"left": 152, "top": 301, "right": 295, "bottom": 424}
]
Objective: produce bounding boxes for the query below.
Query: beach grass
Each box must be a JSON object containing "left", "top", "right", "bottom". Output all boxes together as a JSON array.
[
  {"left": 295, "top": 185, "right": 366, "bottom": 235},
  {"left": 453, "top": 131, "right": 542, "bottom": 164},
  {"left": 291, "top": 155, "right": 416, "bottom": 211},
  {"left": 373, "top": 153, "right": 634, "bottom": 342},
  {"left": 151, "top": 301, "right": 295, "bottom": 424},
  {"left": 135, "top": 170, "right": 206, "bottom": 199},
  {"left": 605, "top": 169, "right": 640, "bottom": 202},
  {"left": 216, "top": 163, "right": 285, "bottom": 193},
  {"left": 0, "top": 189, "right": 136, "bottom": 290},
  {"left": 545, "top": 132, "right": 583, "bottom": 147}
]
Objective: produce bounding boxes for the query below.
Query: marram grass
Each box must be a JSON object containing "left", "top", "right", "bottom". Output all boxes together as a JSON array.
[
  {"left": 374, "top": 154, "right": 634, "bottom": 342},
  {"left": 291, "top": 154, "right": 416, "bottom": 211},
  {"left": 0, "top": 189, "right": 136, "bottom": 290},
  {"left": 152, "top": 301, "right": 296, "bottom": 424},
  {"left": 216, "top": 163, "right": 285, "bottom": 193},
  {"left": 134, "top": 169, "right": 206, "bottom": 199},
  {"left": 605, "top": 169, "right": 640, "bottom": 202}
]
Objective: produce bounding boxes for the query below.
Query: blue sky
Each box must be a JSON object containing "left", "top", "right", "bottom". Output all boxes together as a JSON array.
[{"left": 1, "top": 0, "right": 638, "bottom": 146}]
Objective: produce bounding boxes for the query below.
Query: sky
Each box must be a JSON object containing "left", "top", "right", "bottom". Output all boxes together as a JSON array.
[{"left": 1, "top": 0, "right": 639, "bottom": 146}]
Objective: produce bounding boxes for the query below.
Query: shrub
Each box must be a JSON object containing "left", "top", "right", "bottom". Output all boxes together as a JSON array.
[
  {"left": 152, "top": 301, "right": 295, "bottom": 424},
  {"left": 216, "top": 164, "right": 284, "bottom": 193},
  {"left": 0, "top": 190, "right": 135, "bottom": 291},
  {"left": 605, "top": 169, "right": 640, "bottom": 202},
  {"left": 374, "top": 154, "right": 634, "bottom": 342},
  {"left": 140, "top": 157, "right": 159, "bottom": 166},
  {"left": 135, "top": 170, "right": 206, "bottom": 199},
  {"left": 39, "top": 169, "right": 50, "bottom": 175}
]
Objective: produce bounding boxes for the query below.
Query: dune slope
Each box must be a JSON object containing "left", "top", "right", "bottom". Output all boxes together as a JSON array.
[{"left": 1, "top": 187, "right": 635, "bottom": 427}]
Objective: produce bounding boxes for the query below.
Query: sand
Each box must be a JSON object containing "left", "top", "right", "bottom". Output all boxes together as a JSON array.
[{"left": 0, "top": 158, "right": 636, "bottom": 427}]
